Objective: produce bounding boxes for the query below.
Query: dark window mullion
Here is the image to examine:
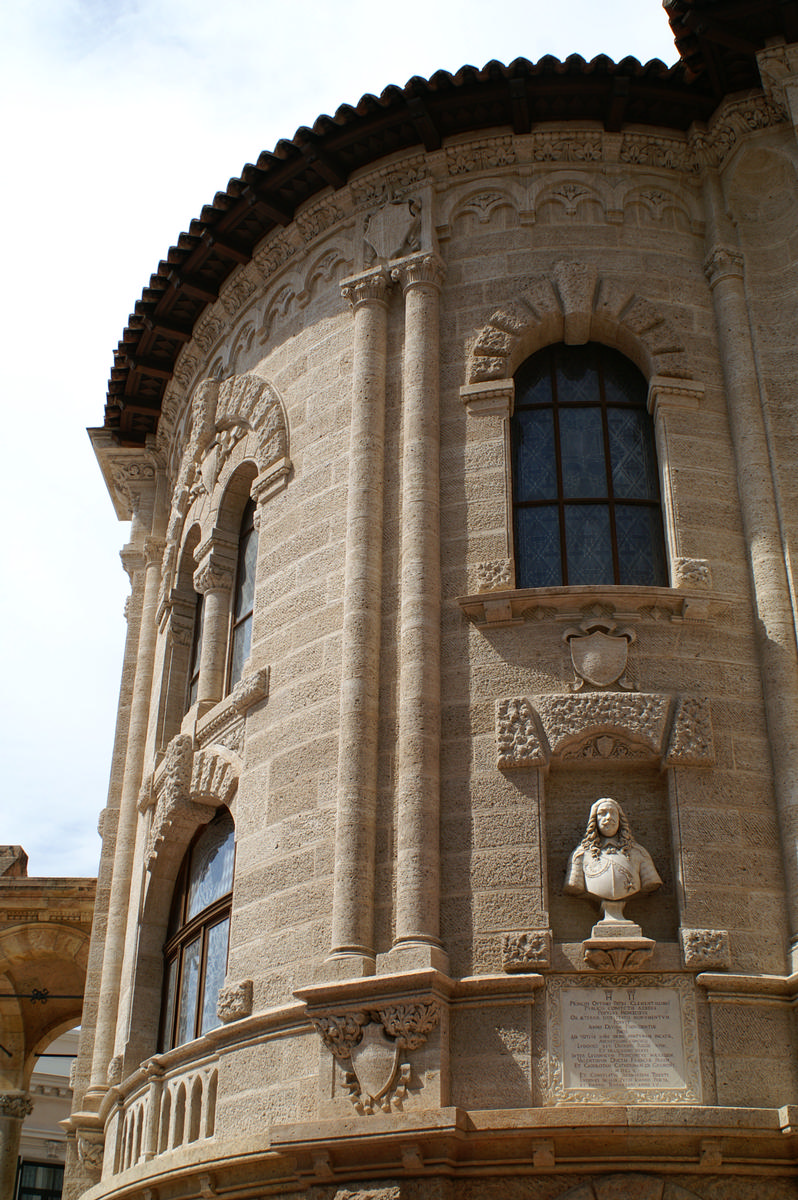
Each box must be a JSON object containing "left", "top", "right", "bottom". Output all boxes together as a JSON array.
[
  {"left": 550, "top": 354, "right": 568, "bottom": 585},
  {"left": 598, "top": 361, "right": 621, "bottom": 584}
]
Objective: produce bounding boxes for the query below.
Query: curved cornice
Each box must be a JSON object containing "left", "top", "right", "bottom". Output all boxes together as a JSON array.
[{"left": 102, "top": 16, "right": 791, "bottom": 446}]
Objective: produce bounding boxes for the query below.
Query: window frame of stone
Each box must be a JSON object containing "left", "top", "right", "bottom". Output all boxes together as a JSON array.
[
  {"left": 226, "top": 495, "right": 257, "bottom": 694},
  {"left": 510, "top": 343, "right": 667, "bottom": 589},
  {"left": 159, "top": 806, "right": 235, "bottom": 1052},
  {"left": 185, "top": 589, "right": 204, "bottom": 711}
]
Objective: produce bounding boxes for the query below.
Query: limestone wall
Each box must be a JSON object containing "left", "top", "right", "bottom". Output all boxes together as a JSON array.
[{"left": 68, "top": 79, "right": 798, "bottom": 1200}]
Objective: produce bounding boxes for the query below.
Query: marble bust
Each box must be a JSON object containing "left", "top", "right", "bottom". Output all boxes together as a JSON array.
[{"left": 564, "top": 797, "right": 662, "bottom": 922}]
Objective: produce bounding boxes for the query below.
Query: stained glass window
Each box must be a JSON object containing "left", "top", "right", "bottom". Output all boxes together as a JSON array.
[
  {"left": 160, "top": 808, "right": 234, "bottom": 1051},
  {"left": 511, "top": 344, "right": 667, "bottom": 588}
]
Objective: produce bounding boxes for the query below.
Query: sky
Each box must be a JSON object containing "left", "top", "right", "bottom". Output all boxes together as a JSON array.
[{"left": 0, "top": 1, "right": 678, "bottom": 878}]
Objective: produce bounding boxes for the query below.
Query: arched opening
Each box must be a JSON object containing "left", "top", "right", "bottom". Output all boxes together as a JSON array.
[
  {"left": 511, "top": 343, "right": 667, "bottom": 589},
  {"left": 159, "top": 807, "right": 235, "bottom": 1051}
]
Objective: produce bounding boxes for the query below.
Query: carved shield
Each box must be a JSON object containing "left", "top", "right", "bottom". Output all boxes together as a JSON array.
[
  {"left": 349, "top": 1023, "right": 400, "bottom": 1104},
  {"left": 364, "top": 202, "right": 415, "bottom": 260},
  {"left": 569, "top": 631, "right": 628, "bottom": 688}
]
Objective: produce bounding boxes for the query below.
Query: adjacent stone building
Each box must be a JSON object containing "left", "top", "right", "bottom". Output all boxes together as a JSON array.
[
  {"left": 67, "top": 3, "right": 798, "bottom": 1197},
  {"left": 0, "top": 849, "right": 94, "bottom": 1199}
]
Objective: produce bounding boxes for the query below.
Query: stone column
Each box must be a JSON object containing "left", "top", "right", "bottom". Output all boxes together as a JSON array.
[
  {"left": 329, "top": 268, "right": 391, "bottom": 971},
  {"left": 85, "top": 476, "right": 168, "bottom": 1106},
  {"left": 702, "top": 164, "right": 798, "bottom": 963},
  {"left": 193, "top": 543, "right": 236, "bottom": 712},
  {"left": 647, "top": 376, "right": 705, "bottom": 582},
  {"left": 0, "top": 1092, "right": 33, "bottom": 1200},
  {"left": 388, "top": 253, "right": 448, "bottom": 971}
]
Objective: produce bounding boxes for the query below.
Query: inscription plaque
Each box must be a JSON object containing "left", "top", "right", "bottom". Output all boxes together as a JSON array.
[
  {"left": 545, "top": 974, "right": 701, "bottom": 1105},
  {"left": 563, "top": 987, "right": 684, "bottom": 1089}
]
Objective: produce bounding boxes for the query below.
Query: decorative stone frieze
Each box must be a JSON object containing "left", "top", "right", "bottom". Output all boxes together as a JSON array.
[
  {"left": 476, "top": 561, "right": 513, "bottom": 592},
  {"left": 535, "top": 693, "right": 670, "bottom": 761},
  {"left": 217, "top": 978, "right": 253, "bottom": 1023},
  {"left": 495, "top": 692, "right": 714, "bottom": 770},
  {"left": 680, "top": 928, "right": 731, "bottom": 970},
  {"left": 496, "top": 698, "right": 547, "bottom": 769},
  {"left": 502, "top": 929, "right": 552, "bottom": 971},
  {"left": 77, "top": 1135, "right": 104, "bottom": 1171},
  {"left": 447, "top": 137, "right": 516, "bottom": 174},
  {"left": 666, "top": 697, "right": 714, "bottom": 766}
]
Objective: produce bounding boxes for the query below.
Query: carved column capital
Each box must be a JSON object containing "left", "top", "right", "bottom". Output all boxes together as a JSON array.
[
  {"left": 144, "top": 536, "right": 166, "bottom": 567},
  {"left": 193, "top": 558, "right": 234, "bottom": 594},
  {"left": 703, "top": 244, "right": 745, "bottom": 290},
  {"left": 390, "top": 252, "right": 445, "bottom": 293},
  {"left": 0, "top": 1092, "right": 33, "bottom": 1119},
  {"left": 341, "top": 267, "right": 392, "bottom": 310}
]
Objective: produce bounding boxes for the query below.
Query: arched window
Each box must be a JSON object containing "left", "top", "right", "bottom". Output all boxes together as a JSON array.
[
  {"left": 160, "top": 807, "right": 234, "bottom": 1051},
  {"left": 511, "top": 344, "right": 667, "bottom": 588},
  {"left": 228, "top": 497, "right": 257, "bottom": 692}
]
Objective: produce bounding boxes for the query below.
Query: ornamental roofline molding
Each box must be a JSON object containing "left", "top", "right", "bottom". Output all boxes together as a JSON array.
[{"left": 102, "top": 2, "right": 797, "bottom": 448}]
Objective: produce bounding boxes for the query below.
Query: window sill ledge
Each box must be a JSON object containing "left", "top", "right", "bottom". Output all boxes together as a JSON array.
[{"left": 456, "top": 584, "right": 731, "bottom": 629}]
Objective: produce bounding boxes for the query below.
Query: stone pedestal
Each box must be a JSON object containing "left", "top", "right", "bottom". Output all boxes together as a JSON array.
[{"left": 583, "top": 919, "right": 655, "bottom": 971}]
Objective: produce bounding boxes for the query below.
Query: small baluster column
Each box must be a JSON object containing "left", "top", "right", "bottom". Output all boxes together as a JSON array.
[{"left": 193, "top": 540, "right": 236, "bottom": 712}]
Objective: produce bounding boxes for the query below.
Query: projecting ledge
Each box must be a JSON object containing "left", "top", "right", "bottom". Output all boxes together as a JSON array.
[{"left": 456, "top": 584, "right": 733, "bottom": 629}]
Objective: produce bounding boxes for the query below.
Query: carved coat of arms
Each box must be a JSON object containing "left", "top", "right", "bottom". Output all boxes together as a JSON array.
[
  {"left": 564, "top": 620, "right": 635, "bottom": 690},
  {"left": 364, "top": 200, "right": 420, "bottom": 261}
]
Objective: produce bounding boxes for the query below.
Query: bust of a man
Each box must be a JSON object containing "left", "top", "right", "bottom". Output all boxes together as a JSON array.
[{"left": 564, "top": 797, "right": 662, "bottom": 923}]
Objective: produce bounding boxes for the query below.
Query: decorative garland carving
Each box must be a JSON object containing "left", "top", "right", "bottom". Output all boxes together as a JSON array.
[
  {"left": 534, "top": 693, "right": 670, "bottom": 760},
  {"left": 502, "top": 930, "right": 552, "bottom": 971},
  {"left": 495, "top": 693, "right": 714, "bottom": 768},
  {"left": 666, "top": 697, "right": 714, "bottom": 766},
  {"left": 447, "top": 137, "right": 516, "bottom": 175},
  {"left": 496, "top": 698, "right": 547, "bottom": 769},
  {"left": 681, "top": 928, "right": 730, "bottom": 969},
  {"left": 476, "top": 560, "right": 512, "bottom": 592}
]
